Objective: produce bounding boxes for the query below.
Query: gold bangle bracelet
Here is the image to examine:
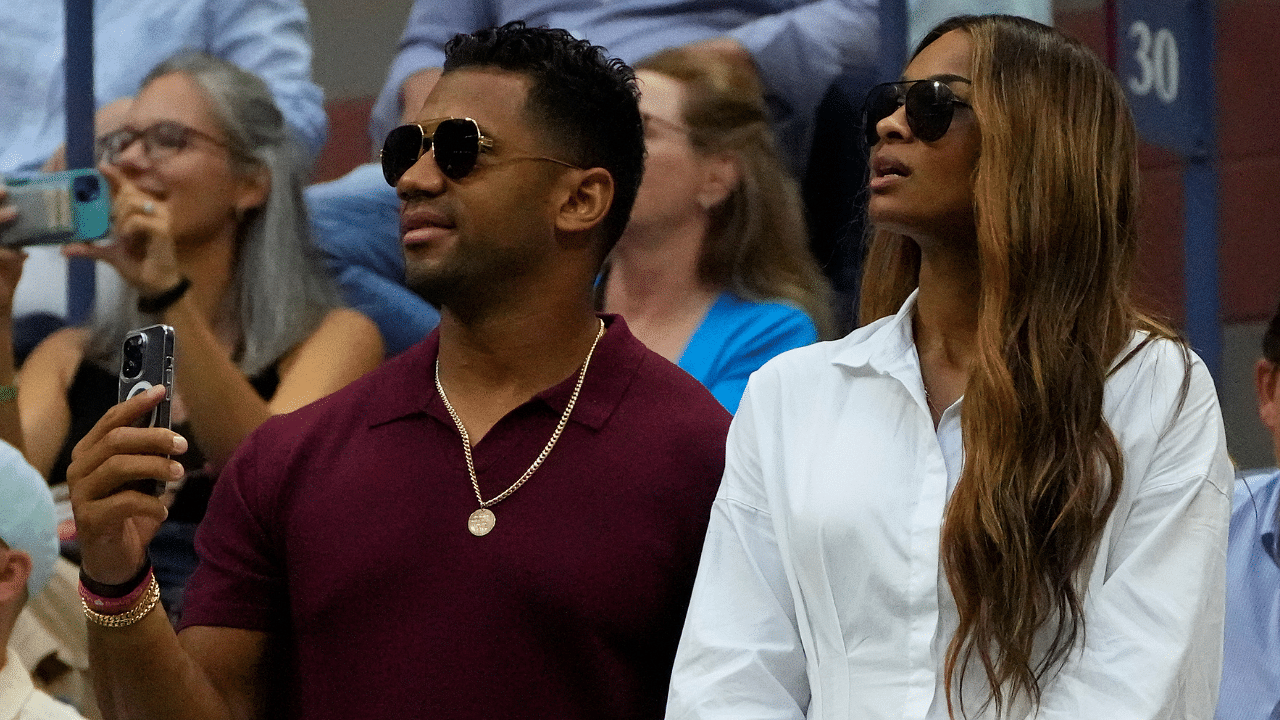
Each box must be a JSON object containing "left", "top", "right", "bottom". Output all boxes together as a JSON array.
[{"left": 82, "top": 575, "right": 161, "bottom": 628}]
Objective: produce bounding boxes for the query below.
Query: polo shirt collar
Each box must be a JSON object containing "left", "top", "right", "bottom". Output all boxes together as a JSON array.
[{"left": 366, "top": 314, "right": 640, "bottom": 432}]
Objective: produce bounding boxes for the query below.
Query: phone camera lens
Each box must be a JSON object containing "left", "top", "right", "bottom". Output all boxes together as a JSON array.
[
  {"left": 122, "top": 334, "right": 146, "bottom": 378},
  {"left": 73, "top": 174, "right": 101, "bottom": 203}
]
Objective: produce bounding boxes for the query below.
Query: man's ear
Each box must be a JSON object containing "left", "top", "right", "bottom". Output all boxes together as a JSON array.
[
  {"left": 0, "top": 548, "right": 32, "bottom": 607},
  {"left": 695, "top": 154, "right": 741, "bottom": 211},
  {"left": 1257, "top": 358, "right": 1280, "bottom": 435},
  {"left": 555, "top": 168, "right": 614, "bottom": 236}
]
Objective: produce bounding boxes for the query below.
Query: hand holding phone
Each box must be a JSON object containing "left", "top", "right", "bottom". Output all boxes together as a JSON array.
[
  {"left": 0, "top": 186, "right": 17, "bottom": 227},
  {"left": 0, "top": 246, "right": 25, "bottom": 316},
  {"left": 0, "top": 169, "right": 111, "bottom": 247},
  {"left": 65, "top": 382, "right": 187, "bottom": 587},
  {"left": 0, "top": 190, "right": 25, "bottom": 310},
  {"left": 62, "top": 164, "right": 182, "bottom": 297},
  {"left": 117, "top": 324, "right": 176, "bottom": 497}
]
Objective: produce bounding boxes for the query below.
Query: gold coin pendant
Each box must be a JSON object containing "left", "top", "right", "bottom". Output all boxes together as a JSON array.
[{"left": 468, "top": 508, "right": 496, "bottom": 536}]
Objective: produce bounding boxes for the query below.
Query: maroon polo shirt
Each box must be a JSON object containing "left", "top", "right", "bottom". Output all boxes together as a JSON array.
[{"left": 180, "top": 315, "right": 731, "bottom": 719}]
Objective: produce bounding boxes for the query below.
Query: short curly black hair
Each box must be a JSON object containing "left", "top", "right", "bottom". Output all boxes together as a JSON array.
[{"left": 443, "top": 21, "right": 644, "bottom": 257}]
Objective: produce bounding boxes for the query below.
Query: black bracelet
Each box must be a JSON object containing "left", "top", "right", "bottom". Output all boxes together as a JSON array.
[
  {"left": 79, "top": 556, "right": 152, "bottom": 599},
  {"left": 137, "top": 277, "right": 191, "bottom": 314}
]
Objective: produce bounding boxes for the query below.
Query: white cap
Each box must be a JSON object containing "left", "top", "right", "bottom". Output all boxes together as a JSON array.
[{"left": 0, "top": 439, "right": 58, "bottom": 598}]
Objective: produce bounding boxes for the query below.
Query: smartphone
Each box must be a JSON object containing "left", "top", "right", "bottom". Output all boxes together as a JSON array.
[
  {"left": 1, "top": 168, "right": 111, "bottom": 246},
  {"left": 117, "top": 324, "right": 176, "bottom": 496}
]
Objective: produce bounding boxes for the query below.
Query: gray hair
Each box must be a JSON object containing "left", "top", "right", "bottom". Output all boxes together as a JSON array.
[{"left": 88, "top": 51, "right": 339, "bottom": 377}]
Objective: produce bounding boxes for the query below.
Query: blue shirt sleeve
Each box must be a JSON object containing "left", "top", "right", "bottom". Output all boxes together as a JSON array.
[
  {"left": 0, "top": 0, "right": 327, "bottom": 171},
  {"left": 728, "top": 0, "right": 878, "bottom": 127},
  {"left": 306, "top": 163, "right": 439, "bottom": 356},
  {"left": 210, "top": 0, "right": 329, "bottom": 160},
  {"left": 370, "top": 0, "right": 498, "bottom": 143},
  {"left": 679, "top": 294, "right": 819, "bottom": 414},
  {"left": 1216, "top": 468, "right": 1280, "bottom": 720}
]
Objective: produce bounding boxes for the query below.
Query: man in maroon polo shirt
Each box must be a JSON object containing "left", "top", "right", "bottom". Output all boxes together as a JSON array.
[{"left": 64, "top": 22, "right": 731, "bottom": 720}]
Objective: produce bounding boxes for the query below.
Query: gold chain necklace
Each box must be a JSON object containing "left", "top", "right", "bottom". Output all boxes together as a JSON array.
[{"left": 435, "top": 318, "right": 606, "bottom": 536}]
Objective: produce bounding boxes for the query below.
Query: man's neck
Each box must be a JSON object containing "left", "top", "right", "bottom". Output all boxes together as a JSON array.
[{"left": 434, "top": 296, "right": 603, "bottom": 445}]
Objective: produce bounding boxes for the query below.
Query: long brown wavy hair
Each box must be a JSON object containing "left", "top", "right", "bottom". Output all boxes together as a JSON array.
[
  {"left": 860, "top": 15, "right": 1180, "bottom": 716},
  {"left": 634, "top": 47, "right": 836, "bottom": 338}
]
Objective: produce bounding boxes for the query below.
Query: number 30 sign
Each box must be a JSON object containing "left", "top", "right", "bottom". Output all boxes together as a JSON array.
[
  {"left": 1127, "top": 20, "right": 1179, "bottom": 104},
  {"left": 1115, "top": 0, "right": 1213, "bottom": 157}
]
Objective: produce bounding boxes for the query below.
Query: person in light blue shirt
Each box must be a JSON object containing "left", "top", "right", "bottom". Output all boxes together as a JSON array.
[
  {"left": 307, "top": 163, "right": 439, "bottom": 357},
  {"left": 1218, "top": 299, "right": 1280, "bottom": 720},
  {"left": 1220, "top": 468, "right": 1280, "bottom": 720},
  {"left": 0, "top": 0, "right": 326, "bottom": 173},
  {"left": 370, "top": 0, "right": 877, "bottom": 173}
]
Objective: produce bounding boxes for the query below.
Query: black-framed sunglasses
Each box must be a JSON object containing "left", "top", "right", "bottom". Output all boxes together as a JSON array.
[
  {"left": 861, "top": 78, "right": 972, "bottom": 148},
  {"left": 380, "top": 117, "right": 579, "bottom": 186},
  {"left": 96, "top": 120, "right": 232, "bottom": 165}
]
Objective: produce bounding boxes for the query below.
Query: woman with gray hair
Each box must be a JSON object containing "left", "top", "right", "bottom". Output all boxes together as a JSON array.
[{"left": 0, "top": 52, "right": 382, "bottom": 617}]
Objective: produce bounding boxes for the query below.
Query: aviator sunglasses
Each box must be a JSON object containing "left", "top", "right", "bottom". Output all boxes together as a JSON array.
[
  {"left": 861, "top": 77, "right": 972, "bottom": 148},
  {"left": 380, "top": 117, "right": 578, "bottom": 186}
]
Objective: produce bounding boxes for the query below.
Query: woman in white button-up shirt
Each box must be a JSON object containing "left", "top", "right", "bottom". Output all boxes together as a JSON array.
[{"left": 667, "top": 14, "right": 1233, "bottom": 720}]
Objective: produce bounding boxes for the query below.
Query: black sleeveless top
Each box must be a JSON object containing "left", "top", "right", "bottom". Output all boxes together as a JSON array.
[{"left": 52, "top": 361, "right": 280, "bottom": 523}]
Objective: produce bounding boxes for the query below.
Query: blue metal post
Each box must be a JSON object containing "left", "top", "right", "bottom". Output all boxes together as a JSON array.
[
  {"left": 1180, "top": 0, "right": 1221, "bottom": 382},
  {"left": 878, "top": 0, "right": 909, "bottom": 80},
  {"left": 1113, "top": 0, "right": 1222, "bottom": 383},
  {"left": 65, "top": 0, "right": 96, "bottom": 325},
  {"left": 1184, "top": 157, "right": 1222, "bottom": 381}
]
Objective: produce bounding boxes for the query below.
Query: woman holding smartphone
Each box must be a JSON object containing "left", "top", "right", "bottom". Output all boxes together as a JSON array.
[
  {"left": 666, "top": 15, "right": 1232, "bottom": 719},
  {"left": 0, "top": 52, "right": 382, "bottom": 617}
]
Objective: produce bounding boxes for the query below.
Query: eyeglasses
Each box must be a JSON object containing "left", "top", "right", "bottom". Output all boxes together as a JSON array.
[
  {"left": 641, "top": 112, "right": 691, "bottom": 137},
  {"left": 380, "top": 117, "right": 579, "bottom": 186},
  {"left": 96, "top": 121, "right": 232, "bottom": 165},
  {"left": 862, "top": 78, "right": 972, "bottom": 148}
]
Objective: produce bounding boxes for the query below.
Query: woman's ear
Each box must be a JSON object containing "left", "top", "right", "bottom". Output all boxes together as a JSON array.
[
  {"left": 696, "top": 154, "right": 741, "bottom": 211},
  {"left": 235, "top": 163, "right": 271, "bottom": 216},
  {"left": 555, "top": 167, "right": 614, "bottom": 235}
]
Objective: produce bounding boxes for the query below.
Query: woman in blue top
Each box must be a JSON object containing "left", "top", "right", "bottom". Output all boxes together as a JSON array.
[{"left": 599, "top": 46, "right": 833, "bottom": 413}]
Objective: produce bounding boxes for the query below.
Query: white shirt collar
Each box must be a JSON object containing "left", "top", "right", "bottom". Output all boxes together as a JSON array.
[
  {"left": 829, "top": 289, "right": 920, "bottom": 374},
  {"left": 0, "top": 647, "right": 37, "bottom": 720}
]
